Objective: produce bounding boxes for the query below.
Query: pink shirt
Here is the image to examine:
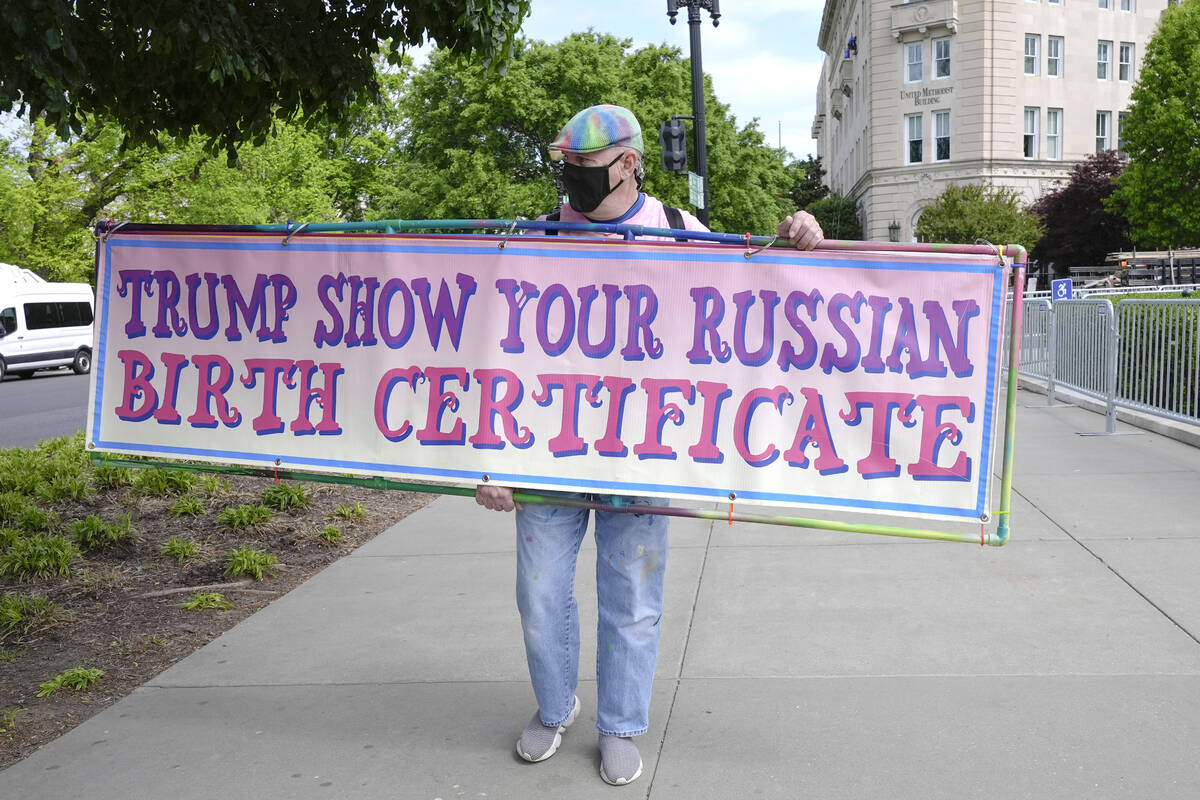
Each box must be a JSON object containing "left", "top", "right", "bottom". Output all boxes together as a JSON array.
[{"left": 546, "top": 193, "right": 708, "bottom": 239}]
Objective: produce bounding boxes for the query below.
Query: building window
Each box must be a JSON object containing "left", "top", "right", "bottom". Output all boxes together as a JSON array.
[
  {"left": 905, "top": 42, "right": 923, "bottom": 82},
  {"left": 1119, "top": 42, "right": 1134, "bottom": 80},
  {"left": 1024, "top": 107, "right": 1040, "bottom": 158},
  {"left": 906, "top": 113, "right": 923, "bottom": 163},
  {"left": 1025, "top": 35, "right": 1041, "bottom": 75},
  {"left": 1049, "top": 0, "right": 1062, "bottom": 5},
  {"left": 934, "top": 38, "right": 951, "bottom": 78},
  {"left": 1098, "top": 0, "right": 1110, "bottom": 8},
  {"left": 1118, "top": 112, "right": 1130, "bottom": 153},
  {"left": 1096, "top": 111, "right": 1112, "bottom": 151},
  {"left": 1097, "top": 41, "right": 1112, "bottom": 79},
  {"left": 934, "top": 111, "right": 951, "bottom": 161},
  {"left": 1120, "top": 0, "right": 1134, "bottom": 10},
  {"left": 1048, "top": 36, "right": 1064, "bottom": 77},
  {"left": 1047, "top": 109, "right": 1063, "bottom": 159}
]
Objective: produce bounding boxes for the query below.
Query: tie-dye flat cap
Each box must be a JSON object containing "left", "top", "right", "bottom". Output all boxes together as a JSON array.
[{"left": 549, "top": 104, "right": 644, "bottom": 160}]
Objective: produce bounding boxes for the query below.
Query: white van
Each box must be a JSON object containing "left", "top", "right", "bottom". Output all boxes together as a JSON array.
[{"left": 0, "top": 265, "right": 95, "bottom": 380}]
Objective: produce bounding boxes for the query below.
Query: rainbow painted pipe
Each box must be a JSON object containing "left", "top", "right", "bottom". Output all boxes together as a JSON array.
[{"left": 92, "top": 219, "right": 1026, "bottom": 545}]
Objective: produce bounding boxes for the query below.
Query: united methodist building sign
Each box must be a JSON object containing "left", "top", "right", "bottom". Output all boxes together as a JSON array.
[{"left": 899, "top": 86, "right": 954, "bottom": 107}]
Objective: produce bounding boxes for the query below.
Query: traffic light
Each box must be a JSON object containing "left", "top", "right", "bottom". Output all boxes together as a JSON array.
[{"left": 659, "top": 119, "right": 688, "bottom": 175}]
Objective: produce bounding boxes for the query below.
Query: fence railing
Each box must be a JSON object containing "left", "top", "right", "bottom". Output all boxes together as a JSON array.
[{"left": 1008, "top": 298, "right": 1200, "bottom": 431}]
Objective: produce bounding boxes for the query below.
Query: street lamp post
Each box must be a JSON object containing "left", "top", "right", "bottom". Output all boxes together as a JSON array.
[{"left": 668, "top": 0, "right": 720, "bottom": 227}]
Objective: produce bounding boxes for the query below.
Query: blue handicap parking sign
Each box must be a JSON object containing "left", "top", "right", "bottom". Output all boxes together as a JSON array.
[{"left": 1052, "top": 278, "right": 1073, "bottom": 301}]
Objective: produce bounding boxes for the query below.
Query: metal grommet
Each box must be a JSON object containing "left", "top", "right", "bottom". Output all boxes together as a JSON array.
[{"left": 482, "top": 474, "right": 491, "bottom": 482}]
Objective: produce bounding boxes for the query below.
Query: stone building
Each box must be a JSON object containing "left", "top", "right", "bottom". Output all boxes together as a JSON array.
[{"left": 812, "top": 0, "right": 1169, "bottom": 241}]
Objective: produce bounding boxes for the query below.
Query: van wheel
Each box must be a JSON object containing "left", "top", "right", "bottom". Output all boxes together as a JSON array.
[
  {"left": 0, "top": 358, "right": 6, "bottom": 380},
  {"left": 72, "top": 349, "right": 92, "bottom": 375}
]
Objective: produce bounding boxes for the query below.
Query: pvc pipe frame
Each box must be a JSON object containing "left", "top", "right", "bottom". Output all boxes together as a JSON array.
[{"left": 91, "top": 219, "right": 1027, "bottom": 546}]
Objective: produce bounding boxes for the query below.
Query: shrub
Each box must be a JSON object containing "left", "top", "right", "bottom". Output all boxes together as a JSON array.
[
  {"left": 16, "top": 506, "right": 60, "bottom": 535},
  {"left": 133, "top": 469, "right": 197, "bottom": 497},
  {"left": 169, "top": 497, "right": 206, "bottom": 517},
  {"left": 0, "top": 492, "right": 30, "bottom": 525},
  {"left": 70, "top": 514, "right": 135, "bottom": 551},
  {"left": 181, "top": 592, "right": 234, "bottom": 611},
  {"left": 316, "top": 524, "right": 342, "bottom": 544},
  {"left": 92, "top": 466, "right": 134, "bottom": 489},
  {"left": 0, "top": 592, "right": 70, "bottom": 643}
]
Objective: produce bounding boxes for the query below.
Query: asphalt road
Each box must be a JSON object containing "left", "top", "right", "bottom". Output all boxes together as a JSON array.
[{"left": 0, "top": 368, "right": 91, "bottom": 449}]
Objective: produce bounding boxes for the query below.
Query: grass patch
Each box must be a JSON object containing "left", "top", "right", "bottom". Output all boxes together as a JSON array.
[
  {"left": 16, "top": 506, "right": 61, "bottom": 535},
  {"left": 332, "top": 501, "right": 369, "bottom": 522},
  {"left": 1, "top": 707, "right": 24, "bottom": 740},
  {"left": 0, "top": 534, "right": 79, "bottom": 579},
  {"left": 0, "top": 492, "right": 31, "bottom": 525},
  {"left": 133, "top": 469, "right": 197, "bottom": 497},
  {"left": 260, "top": 482, "right": 312, "bottom": 512},
  {"left": 70, "top": 514, "right": 135, "bottom": 551},
  {"left": 217, "top": 504, "right": 274, "bottom": 530},
  {"left": 224, "top": 545, "right": 278, "bottom": 581},
  {"left": 161, "top": 537, "right": 201, "bottom": 564},
  {"left": 198, "top": 475, "right": 231, "bottom": 496},
  {"left": 0, "top": 593, "right": 71, "bottom": 643},
  {"left": 315, "top": 524, "right": 342, "bottom": 544},
  {"left": 181, "top": 592, "right": 235, "bottom": 611},
  {"left": 168, "top": 497, "right": 206, "bottom": 517},
  {"left": 37, "top": 667, "right": 105, "bottom": 698},
  {"left": 92, "top": 465, "right": 134, "bottom": 489},
  {"left": 0, "top": 527, "right": 19, "bottom": 551}
]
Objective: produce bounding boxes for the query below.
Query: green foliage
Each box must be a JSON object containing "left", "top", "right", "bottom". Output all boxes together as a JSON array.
[
  {"left": 0, "top": 707, "right": 24, "bottom": 740},
  {"left": 224, "top": 546, "right": 278, "bottom": 581},
  {"left": 198, "top": 476, "right": 231, "bottom": 496},
  {"left": 0, "top": 534, "right": 78, "bottom": 579},
  {"left": 161, "top": 537, "right": 201, "bottom": 565},
  {"left": 788, "top": 156, "right": 830, "bottom": 211},
  {"left": 2, "top": 1, "right": 530, "bottom": 156},
  {"left": 92, "top": 466, "right": 134, "bottom": 490},
  {"left": 0, "top": 528, "right": 18, "bottom": 551},
  {"left": 1110, "top": 0, "right": 1200, "bottom": 247},
  {"left": 133, "top": 469, "right": 197, "bottom": 497},
  {"left": 217, "top": 504, "right": 274, "bottom": 530},
  {"left": 332, "top": 502, "right": 369, "bottom": 521},
  {"left": 316, "top": 525, "right": 343, "bottom": 545},
  {"left": 181, "top": 592, "right": 234, "bottom": 612},
  {"left": 0, "top": 592, "right": 70, "bottom": 643},
  {"left": 168, "top": 497, "right": 206, "bottom": 517},
  {"left": 0, "top": 493, "right": 30, "bottom": 526},
  {"left": 70, "top": 514, "right": 134, "bottom": 551},
  {"left": 1032, "top": 152, "right": 1132, "bottom": 274},
  {"left": 37, "top": 666, "right": 105, "bottom": 697},
  {"left": 16, "top": 506, "right": 60, "bottom": 534},
  {"left": 382, "top": 33, "right": 799, "bottom": 235},
  {"left": 260, "top": 482, "right": 312, "bottom": 512},
  {"left": 915, "top": 184, "right": 1043, "bottom": 252},
  {"left": 805, "top": 193, "right": 862, "bottom": 240}
]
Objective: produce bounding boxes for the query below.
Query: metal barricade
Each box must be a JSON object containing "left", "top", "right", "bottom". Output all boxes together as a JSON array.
[
  {"left": 1116, "top": 299, "right": 1200, "bottom": 425},
  {"left": 1052, "top": 299, "right": 1118, "bottom": 432}
]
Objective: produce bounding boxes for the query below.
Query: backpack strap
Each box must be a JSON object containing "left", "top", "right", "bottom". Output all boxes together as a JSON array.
[
  {"left": 545, "top": 209, "right": 560, "bottom": 235},
  {"left": 663, "top": 205, "right": 688, "bottom": 242}
]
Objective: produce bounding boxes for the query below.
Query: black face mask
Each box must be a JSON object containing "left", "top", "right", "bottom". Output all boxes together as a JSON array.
[{"left": 561, "top": 154, "right": 626, "bottom": 214}]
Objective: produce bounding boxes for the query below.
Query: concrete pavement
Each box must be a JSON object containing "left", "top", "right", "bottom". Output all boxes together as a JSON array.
[{"left": 4, "top": 388, "right": 1199, "bottom": 798}]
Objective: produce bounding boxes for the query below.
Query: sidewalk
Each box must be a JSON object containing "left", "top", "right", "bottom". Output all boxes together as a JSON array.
[{"left": 4, "top": 389, "right": 1199, "bottom": 798}]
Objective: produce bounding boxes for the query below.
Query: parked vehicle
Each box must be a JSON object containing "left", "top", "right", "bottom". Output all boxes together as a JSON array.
[{"left": 0, "top": 265, "right": 95, "bottom": 380}]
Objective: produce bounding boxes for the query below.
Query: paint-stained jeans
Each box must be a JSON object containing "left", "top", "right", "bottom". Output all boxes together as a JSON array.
[{"left": 515, "top": 493, "right": 668, "bottom": 737}]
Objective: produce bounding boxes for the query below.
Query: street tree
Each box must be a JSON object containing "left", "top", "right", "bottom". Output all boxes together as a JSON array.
[
  {"left": 1031, "top": 151, "right": 1131, "bottom": 276},
  {"left": 378, "top": 32, "right": 799, "bottom": 234},
  {"left": 787, "top": 155, "right": 829, "bottom": 211},
  {"left": 915, "top": 183, "right": 1043, "bottom": 253},
  {"left": 1109, "top": 0, "right": 1200, "bottom": 248},
  {"left": 805, "top": 193, "right": 861, "bottom": 240},
  {"left": 1, "top": 0, "right": 529, "bottom": 156}
]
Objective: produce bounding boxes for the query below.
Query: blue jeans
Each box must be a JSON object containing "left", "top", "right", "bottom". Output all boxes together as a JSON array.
[{"left": 515, "top": 493, "right": 669, "bottom": 737}]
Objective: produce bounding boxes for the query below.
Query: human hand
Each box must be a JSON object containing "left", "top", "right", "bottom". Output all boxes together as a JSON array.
[
  {"left": 778, "top": 210, "right": 824, "bottom": 250},
  {"left": 475, "top": 484, "right": 519, "bottom": 512}
]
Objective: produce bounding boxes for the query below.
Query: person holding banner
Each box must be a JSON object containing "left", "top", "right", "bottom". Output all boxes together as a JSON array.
[{"left": 475, "top": 103, "right": 823, "bottom": 786}]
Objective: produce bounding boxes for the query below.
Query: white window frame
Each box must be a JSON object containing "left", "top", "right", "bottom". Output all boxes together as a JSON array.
[
  {"left": 1025, "top": 35, "right": 1041, "bottom": 76},
  {"left": 1119, "top": 42, "right": 1134, "bottom": 81},
  {"left": 934, "top": 110, "right": 951, "bottom": 161},
  {"left": 1120, "top": 0, "right": 1134, "bottom": 10},
  {"left": 1048, "top": 36, "right": 1064, "bottom": 77},
  {"left": 1047, "top": 108, "right": 1063, "bottom": 159},
  {"left": 905, "top": 42, "right": 923, "bottom": 83},
  {"left": 1098, "top": 0, "right": 1110, "bottom": 8},
  {"left": 1024, "top": 107, "right": 1040, "bottom": 159},
  {"left": 934, "top": 37, "right": 951, "bottom": 79},
  {"left": 1096, "top": 110, "right": 1112, "bottom": 151},
  {"left": 906, "top": 113, "right": 924, "bottom": 164},
  {"left": 1097, "top": 41, "right": 1112, "bottom": 79}
]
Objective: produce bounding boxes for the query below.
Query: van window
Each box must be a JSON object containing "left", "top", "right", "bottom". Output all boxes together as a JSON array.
[
  {"left": 0, "top": 306, "right": 15, "bottom": 335},
  {"left": 22, "top": 301, "right": 94, "bottom": 330}
]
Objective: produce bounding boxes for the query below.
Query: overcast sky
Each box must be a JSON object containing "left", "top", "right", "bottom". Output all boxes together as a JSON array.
[{"left": 519, "top": 0, "right": 828, "bottom": 159}]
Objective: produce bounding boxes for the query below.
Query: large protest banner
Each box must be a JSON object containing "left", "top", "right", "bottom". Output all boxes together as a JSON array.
[{"left": 87, "top": 229, "right": 1011, "bottom": 524}]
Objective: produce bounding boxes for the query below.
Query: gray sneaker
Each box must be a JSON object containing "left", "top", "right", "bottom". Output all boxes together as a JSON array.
[
  {"left": 598, "top": 734, "right": 643, "bottom": 785},
  {"left": 516, "top": 695, "right": 581, "bottom": 762}
]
